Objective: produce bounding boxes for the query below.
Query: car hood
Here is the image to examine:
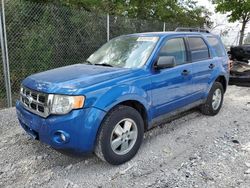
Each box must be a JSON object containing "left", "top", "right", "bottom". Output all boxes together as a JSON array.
[{"left": 22, "top": 64, "right": 135, "bottom": 94}]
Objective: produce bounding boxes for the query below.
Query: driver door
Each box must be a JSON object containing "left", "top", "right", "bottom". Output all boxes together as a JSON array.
[{"left": 151, "top": 37, "right": 194, "bottom": 119}]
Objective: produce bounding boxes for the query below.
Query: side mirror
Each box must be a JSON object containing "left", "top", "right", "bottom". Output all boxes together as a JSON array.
[{"left": 156, "top": 56, "right": 176, "bottom": 69}]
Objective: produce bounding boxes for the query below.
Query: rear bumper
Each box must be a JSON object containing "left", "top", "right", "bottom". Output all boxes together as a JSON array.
[{"left": 16, "top": 101, "right": 106, "bottom": 153}]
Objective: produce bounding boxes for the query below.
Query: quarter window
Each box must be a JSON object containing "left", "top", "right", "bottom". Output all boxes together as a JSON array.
[
  {"left": 159, "top": 38, "right": 187, "bottom": 65},
  {"left": 207, "top": 37, "right": 226, "bottom": 57},
  {"left": 188, "top": 37, "right": 209, "bottom": 61}
]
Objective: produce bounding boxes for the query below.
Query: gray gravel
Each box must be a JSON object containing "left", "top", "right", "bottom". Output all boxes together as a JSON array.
[{"left": 1, "top": 85, "right": 250, "bottom": 188}]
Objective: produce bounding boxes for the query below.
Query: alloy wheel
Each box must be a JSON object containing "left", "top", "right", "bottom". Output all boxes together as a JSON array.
[{"left": 110, "top": 118, "right": 138, "bottom": 155}]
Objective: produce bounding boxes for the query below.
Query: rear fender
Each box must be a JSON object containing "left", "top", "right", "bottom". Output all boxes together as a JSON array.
[{"left": 205, "top": 73, "right": 228, "bottom": 98}]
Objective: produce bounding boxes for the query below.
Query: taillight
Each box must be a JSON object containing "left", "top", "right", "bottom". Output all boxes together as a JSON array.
[{"left": 228, "top": 60, "right": 233, "bottom": 71}]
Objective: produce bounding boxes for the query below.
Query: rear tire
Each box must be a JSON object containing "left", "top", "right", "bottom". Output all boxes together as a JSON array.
[
  {"left": 200, "top": 82, "right": 224, "bottom": 116},
  {"left": 95, "top": 105, "right": 144, "bottom": 165}
]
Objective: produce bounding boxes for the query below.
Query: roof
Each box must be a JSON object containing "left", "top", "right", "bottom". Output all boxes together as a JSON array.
[{"left": 127, "top": 31, "right": 217, "bottom": 38}]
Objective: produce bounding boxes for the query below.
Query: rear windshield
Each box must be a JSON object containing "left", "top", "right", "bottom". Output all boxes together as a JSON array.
[{"left": 207, "top": 36, "right": 226, "bottom": 57}]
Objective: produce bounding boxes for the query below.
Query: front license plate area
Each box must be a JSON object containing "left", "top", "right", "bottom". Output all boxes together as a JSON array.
[
  {"left": 22, "top": 122, "right": 39, "bottom": 140},
  {"left": 17, "top": 109, "right": 39, "bottom": 140}
]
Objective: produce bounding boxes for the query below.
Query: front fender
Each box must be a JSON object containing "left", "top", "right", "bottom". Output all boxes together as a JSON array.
[{"left": 91, "top": 84, "right": 152, "bottom": 120}]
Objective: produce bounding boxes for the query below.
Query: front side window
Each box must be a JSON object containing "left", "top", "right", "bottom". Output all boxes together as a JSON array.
[
  {"left": 159, "top": 38, "right": 187, "bottom": 65},
  {"left": 207, "top": 36, "right": 226, "bottom": 57},
  {"left": 87, "top": 36, "right": 159, "bottom": 68},
  {"left": 188, "top": 37, "right": 209, "bottom": 61}
]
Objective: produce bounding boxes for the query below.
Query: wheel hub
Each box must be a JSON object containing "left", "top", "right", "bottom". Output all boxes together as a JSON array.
[
  {"left": 110, "top": 118, "right": 138, "bottom": 155},
  {"left": 212, "top": 88, "right": 222, "bottom": 110}
]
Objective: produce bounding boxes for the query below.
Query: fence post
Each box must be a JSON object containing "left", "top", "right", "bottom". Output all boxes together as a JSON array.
[
  {"left": 107, "top": 13, "right": 110, "bottom": 42},
  {"left": 163, "top": 22, "right": 166, "bottom": 32},
  {"left": 0, "top": 0, "right": 12, "bottom": 107}
]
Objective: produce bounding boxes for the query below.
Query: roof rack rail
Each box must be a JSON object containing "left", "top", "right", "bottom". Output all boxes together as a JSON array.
[{"left": 175, "top": 27, "right": 210, "bottom": 33}]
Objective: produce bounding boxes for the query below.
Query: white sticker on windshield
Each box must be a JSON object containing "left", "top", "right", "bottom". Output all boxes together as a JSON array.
[{"left": 137, "top": 37, "right": 158, "bottom": 42}]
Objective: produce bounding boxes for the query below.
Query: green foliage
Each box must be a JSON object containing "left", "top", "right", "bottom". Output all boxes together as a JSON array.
[
  {"left": 27, "top": 0, "right": 211, "bottom": 27},
  {"left": 213, "top": 0, "right": 250, "bottom": 22},
  {"left": 212, "top": 0, "right": 250, "bottom": 45}
]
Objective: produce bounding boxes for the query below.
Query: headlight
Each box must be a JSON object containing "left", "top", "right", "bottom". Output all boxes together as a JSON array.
[{"left": 51, "top": 95, "right": 85, "bottom": 115}]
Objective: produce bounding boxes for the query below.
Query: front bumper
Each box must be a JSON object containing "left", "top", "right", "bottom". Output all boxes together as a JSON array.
[{"left": 16, "top": 101, "right": 106, "bottom": 153}]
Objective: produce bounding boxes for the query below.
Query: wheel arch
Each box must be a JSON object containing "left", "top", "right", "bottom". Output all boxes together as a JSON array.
[
  {"left": 215, "top": 75, "right": 227, "bottom": 92},
  {"left": 116, "top": 100, "right": 148, "bottom": 131},
  {"left": 100, "top": 100, "right": 149, "bottom": 132},
  {"left": 205, "top": 74, "right": 228, "bottom": 99}
]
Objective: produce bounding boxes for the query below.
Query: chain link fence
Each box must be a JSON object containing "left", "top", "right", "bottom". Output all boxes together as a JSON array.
[
  {"left": 0, "top": 51, "right": 6, "bottom": 108},
  {"left": 0, "top": 0, "right": 185, "bottom": 109}
]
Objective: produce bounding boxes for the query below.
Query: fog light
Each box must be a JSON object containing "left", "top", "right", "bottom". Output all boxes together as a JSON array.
[
  {"left": 60, "top": 133, "right": 66, "bottom": 142},
  {"left": 53, "top": 130, "right": 70, "bottom": 144}
]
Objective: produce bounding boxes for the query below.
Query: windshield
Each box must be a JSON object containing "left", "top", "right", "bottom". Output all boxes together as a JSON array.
[{"left": 87, "top": 36, "right": 159, "bottom": 68}]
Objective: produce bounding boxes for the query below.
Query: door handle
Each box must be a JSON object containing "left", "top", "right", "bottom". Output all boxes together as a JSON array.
[
  {"left": 209, "top": 63, "right": 215, "bottom": 69},
  {"left": 181, "top": 69, "right": 190, "bottom": 76}
]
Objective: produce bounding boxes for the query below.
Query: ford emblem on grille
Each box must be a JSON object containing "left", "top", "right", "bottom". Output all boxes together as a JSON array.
[{"left": 27, "top": 95, "right": 33, "bottom": 104}]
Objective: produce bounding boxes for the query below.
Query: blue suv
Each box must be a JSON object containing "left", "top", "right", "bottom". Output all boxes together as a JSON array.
[{"left": 16, "top": 30, "right": 229, "bottom": 165}]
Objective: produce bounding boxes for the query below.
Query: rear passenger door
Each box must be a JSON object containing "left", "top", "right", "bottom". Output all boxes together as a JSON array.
[{"left": 188, "top": 37, "right": 214, "bottom": 98}]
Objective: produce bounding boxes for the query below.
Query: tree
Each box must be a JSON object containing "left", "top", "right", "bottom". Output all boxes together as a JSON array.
[
  {"left": 212, "top": 0, "right": 250, "bottom": 45},
  {"left": 28, "top": 0, "right": 211, "bottom": 27}
]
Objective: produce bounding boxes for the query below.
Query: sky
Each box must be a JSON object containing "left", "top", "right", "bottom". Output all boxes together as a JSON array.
[{"left": 196, "top": 0, "right": 250, "bottom": 46}]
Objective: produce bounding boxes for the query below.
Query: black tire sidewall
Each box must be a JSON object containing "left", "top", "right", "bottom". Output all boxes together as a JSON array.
[
  {"left": 100, "top": 106, "right": 144, "bottom": 165},
  {"left": 206, "top": 82, "right": 224, "bottom": 115}
]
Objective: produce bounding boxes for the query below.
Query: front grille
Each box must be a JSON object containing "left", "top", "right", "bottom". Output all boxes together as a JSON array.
[{"left": 20, "top": 87, "right": 52, "bottom": 118}]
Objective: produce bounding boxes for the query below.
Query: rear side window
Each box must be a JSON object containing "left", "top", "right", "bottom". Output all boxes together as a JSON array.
[
  {"left": 188, "top": 37, "right": 209, "bottom": 61},
  {"left": 159, "top": 38, "right": 187, "bottom": 65},
  {"left": 207, "top": 37, "right": 226, "bottom": 57}
]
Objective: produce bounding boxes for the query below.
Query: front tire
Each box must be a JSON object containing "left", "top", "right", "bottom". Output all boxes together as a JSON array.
[
  {"left": 200, "top": 82, "right": 224, "bottom": 116},
  {"left": 95, "top": 105, "right": 144, "bottom": 165}
]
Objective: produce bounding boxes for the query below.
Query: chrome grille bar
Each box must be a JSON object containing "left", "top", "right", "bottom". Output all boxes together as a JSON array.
[{"left": 20, "top": 86, "right": 51, "bottom": 118}]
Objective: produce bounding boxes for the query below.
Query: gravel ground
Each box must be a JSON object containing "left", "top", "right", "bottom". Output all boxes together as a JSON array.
[{"left": 0, "top": 85, "right": 250, "bottom": 188}]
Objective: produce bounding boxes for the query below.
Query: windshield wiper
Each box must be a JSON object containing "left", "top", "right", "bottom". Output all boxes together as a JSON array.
[
  {"left": 83, "top": 60, "right": 93, "bottom": 65},
  {"left": 94, "top": 63, "right": 113, "bottom": 67}
]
